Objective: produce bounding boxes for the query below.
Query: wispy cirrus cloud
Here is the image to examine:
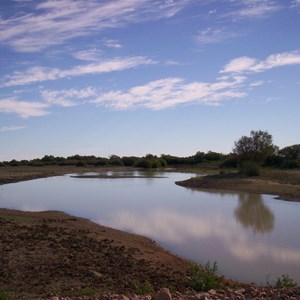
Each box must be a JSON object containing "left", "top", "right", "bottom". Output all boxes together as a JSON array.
[
  {"left": 104, "top": 39, "right": 123, "bottom": 49},
  {"left": 0, "top": 125, "right": 27, "bottom": 132},
  {"left": 228, "top": 0, "right": 281, "bottom": 19},
  {"left": 0, "top": 0, "right": 193, "bottom": 52},
  {"left": 221, "top": 51, "right": 300, "bottom": 74},
  {"left": 73, "top": 48, "right": 103, "bottom": 62},
  {"left": 90, "top": 76, "right": 246, "bottom": 110},
  {"left": 1, "top": 56, "right": 156, "bottom": 87},
  {"left": 196, "top": 27, "right": 238, "bottom": 45},
  {"left": 41, "top": 87, "right": 97, "bottom": 107},
  {"left": 0, "top": 98, "right": 49, "bottom": 118}
]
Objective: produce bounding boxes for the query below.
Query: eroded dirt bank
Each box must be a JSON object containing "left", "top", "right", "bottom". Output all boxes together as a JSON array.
[
  {"left": 176, "top": 174, "right": 300, "bottom": 202},
  {"left": 0, "top": 209, "right": 190, "bottom": 299}
]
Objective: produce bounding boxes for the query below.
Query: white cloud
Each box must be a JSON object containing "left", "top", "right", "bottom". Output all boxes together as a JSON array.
[
  {"left": 0, "top": 98, "right": 49, "bottom": 118},
  {"left": 73, "top": 48, "right": 103, "bottom": 61},
  {"left": 41, "top": 87, "right": 96, "bottom": 107},
  {"left": 221, "top": 51, "right": 300, "bottom": 74},
  {"left": 0, "top": 125, "right": 26, "bottom": 132},
  {"left": 104, "top": 39, "right": 123, "bottom": 49},
  {"left": 1, "top": 56, "right": 156, "bottom": 87},
  {"left": 196, "top": 28, "right": 238, "bottom": 45},
  {"left": 291, "top": 0, "right": 300, "bottom": 8},
  {"left": 229, "top": 0, "right": 280, "bottom": 19},
  {"left": 222, "top": 56, "right": 258, "bottom": 73},
  {"left": 250, "top": 80, "right": 264, "bottom": 87},
  {"left": 0, "top": 0, "right": 193, "bottom": 52},
  {"left": 91, "top": 76, "right": 247, "bottom": 110}
]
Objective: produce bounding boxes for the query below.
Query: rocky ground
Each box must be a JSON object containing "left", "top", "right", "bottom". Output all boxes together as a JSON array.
[{"left": 44, "top": 285, "right": 300, "bottom": 299}]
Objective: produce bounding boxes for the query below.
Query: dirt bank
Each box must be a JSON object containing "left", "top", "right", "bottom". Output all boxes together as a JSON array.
[
  {"left": 176, "top": 171, "right": 300, "bottom": 202},
  {"left": 0, "top": 209, "right": 192, "bottom": 299},
  {"left": 0, "top": 166, "right": 121, "bottom": 185}
]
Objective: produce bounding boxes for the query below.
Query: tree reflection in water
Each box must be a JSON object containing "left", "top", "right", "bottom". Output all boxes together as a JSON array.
[{"left": 234, "top": 193, "right": 275, "bottom": 234}]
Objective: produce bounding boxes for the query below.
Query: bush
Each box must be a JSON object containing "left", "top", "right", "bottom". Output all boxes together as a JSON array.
[
  {"left": 133, "top": 280, "right": 154, "bottom": 295},
  {"left": 121, "top": 156, "right": 137, "bottom": 166},
  {"left": 159, "top": 158, "right": 167, "bottom": 168},
  {"left": 263, "top": 155, "right": 284, "bottom": 167},
  {"left": 188, "top": 261, "right": 222, "bottom": 292},
  {"left": 109, "top": 159, "right": 124, "bottom": 166},
  {"left": 94, "top": 159, "right": 108, "bottom": 166},
  {"left": 135, "top": 158, "right": 152, "bottom": 169},
  {"left": 280, "top": 160, "right": 299, "bottom": 169},
  {"left": 76, "top": 161, "right": 87, "bottom": 167},
  {"left": 0, "top": 289, "right": 11, "bottom": 300},
  {"left": 239, "top": 161, "right": 260, "bottom": 176},
  {"left": 219, "top": 156, "right": 238, "bottom": 168},
  {"left": 267, "top": 274, "right": 298, "bottom": 288}
]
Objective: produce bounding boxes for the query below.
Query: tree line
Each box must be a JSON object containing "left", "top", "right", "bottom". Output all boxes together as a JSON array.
[{"left": 1, "top": 130, "right": 299, "bottom": 170}]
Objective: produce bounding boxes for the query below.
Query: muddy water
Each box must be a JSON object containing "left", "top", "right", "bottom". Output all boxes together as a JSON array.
[{"left": 1, "top": 171, "right": 300, "bottom": 285}]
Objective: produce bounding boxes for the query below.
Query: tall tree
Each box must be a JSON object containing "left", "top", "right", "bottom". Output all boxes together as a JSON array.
[{"left": 233, "top": 130, "right": 277, "bottom": 164}]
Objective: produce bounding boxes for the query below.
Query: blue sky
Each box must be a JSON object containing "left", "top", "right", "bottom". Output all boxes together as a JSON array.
[{"left": 0, "top": 0, "right": 300, "bottom": 161}]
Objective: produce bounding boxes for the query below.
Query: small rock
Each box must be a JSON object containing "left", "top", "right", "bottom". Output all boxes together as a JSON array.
[
  {"left": 208, "top": 289, "right": 216, "bottom": 295},
  {"left": 152, "top": 288, "right": 172, "bottom": 300},
  {"left": 196, "top": 292, "right": 210, "bottom": 300}
]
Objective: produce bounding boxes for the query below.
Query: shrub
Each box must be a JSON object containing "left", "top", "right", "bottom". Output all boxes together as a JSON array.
[
  {"left": 274, "top": 274, "right": 297, "bottom": 288},
  {"left": 135, "top": 158, "right": 152, "bottom": 169},
  {"left": 109, "top": 159, "right": 124, "bottom": 166},
  {"left": 280, "top": 160, "right": 299, "bottom": 169},
  {"left": 76, "top": 161, "right": 87, "bottom": 167},
  {"left": 133, "top": 280, "right": 154, "bottom": 295},
  {"left": 239, "top": 161, "right": 260, "bottom": 176},
  {"left": 188, "top": 261, "right": 222, "bottom": 292},
  {"left": 0, "top": 289, "right": 11, "bottom": 300},
  {"left": 159, "top": 158, "right": 167, "bottom": 168},
  {"left": 219, "top": 156, "right": 238, "bottom": 168},
  {"left": 121, "top": 156, "right": 137, "bottom": 166},
  {"left": 94, "top": 159, "right": 108, "bottom": 166},
  {"left": 267, "top": 274, "right": 298, "bottom": 288}
]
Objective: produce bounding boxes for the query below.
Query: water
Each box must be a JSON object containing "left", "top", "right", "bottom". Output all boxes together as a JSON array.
[{"left": 1, "top": 170, "right": 300, "bottom": 285}]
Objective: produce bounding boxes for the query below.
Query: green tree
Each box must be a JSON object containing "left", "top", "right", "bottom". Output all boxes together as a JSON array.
[
  {"left": 279, "top": 144, "right": 300, "bottom": 160},
  {"left": 233, "top": 130, "right": 277, "bottom": 164}
]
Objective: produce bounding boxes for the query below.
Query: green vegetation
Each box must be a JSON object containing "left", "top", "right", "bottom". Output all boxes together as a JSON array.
[
  {"left": 0, "top": 289, "right": 11, "bottom": 300},
  {"left": 187, "top": 261, "right": 223, "bottom": 292},
  {"left": 0, "top": 130, "right": 299, "bottom": 174},
  {"left": 233, "top": 130, "right": 276, "bottom": 164},
  {"left": 267, "top": 274, "right": 298, "bottom": 288},
  {"left": 133, "top": 280, "right": 154, "bottom": 295},
  {"left": 239, "top": 161, "right": 260, "bottom": 176},
  {"left": 274, "top": 275, "right": 298, "bottom": 288}
]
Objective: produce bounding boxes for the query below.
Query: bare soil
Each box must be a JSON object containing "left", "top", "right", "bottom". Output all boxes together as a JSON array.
[
  {"left": 0, "top": 209, "right": 191, "bottom": 299},
  {"left": 176, "top": 170, "right": 300, "bottom": 202},
  {"left": 0, "top": 166, "right": 126, "bottom": 185}
]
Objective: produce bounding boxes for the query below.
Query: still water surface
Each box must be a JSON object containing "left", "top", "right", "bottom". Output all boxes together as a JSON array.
[{"left": 1, "top": 171, "right": 300, "bottom": 285}]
